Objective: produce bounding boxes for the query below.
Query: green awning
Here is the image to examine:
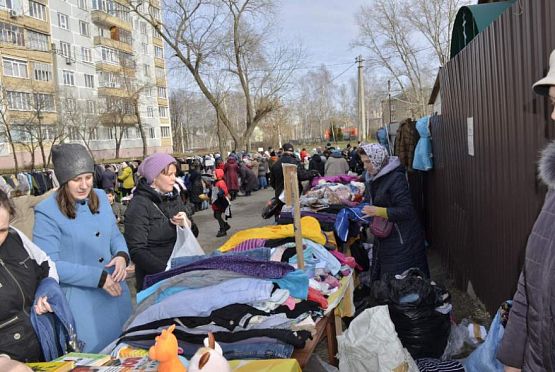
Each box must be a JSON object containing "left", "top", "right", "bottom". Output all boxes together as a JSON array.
[{"left": 450, "top": 1, "right": 516, "bottom": 59}]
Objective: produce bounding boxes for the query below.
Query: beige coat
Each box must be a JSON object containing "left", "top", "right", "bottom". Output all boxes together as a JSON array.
[{"left": 11, "top": 189, "right": 55, "bottom": 239}]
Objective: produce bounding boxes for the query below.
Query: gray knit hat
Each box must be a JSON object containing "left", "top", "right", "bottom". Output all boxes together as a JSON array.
[{"left": 52, "top": 143, "right": 94, "bottom": 185}]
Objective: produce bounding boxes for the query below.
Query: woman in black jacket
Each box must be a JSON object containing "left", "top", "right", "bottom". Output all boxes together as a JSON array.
[
  {"left": 0, "top": 190, "right": 57, "bottom": 362},
  {"left": 124, "top": 153, "right": 193, "bottom": 290},
  {"left": 308, "top": 152, "right": 325, "bottom": 176},
  {"left": 359, "top": 143, "right": 429, "bottom": 280}
]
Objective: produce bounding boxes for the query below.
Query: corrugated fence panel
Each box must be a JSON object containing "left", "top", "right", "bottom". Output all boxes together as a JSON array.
[{"left": 426, "top": 0, "right": 555, "bottom": 313}]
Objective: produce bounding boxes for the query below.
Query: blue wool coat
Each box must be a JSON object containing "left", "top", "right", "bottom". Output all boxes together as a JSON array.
[{"left": 33, "top": 189, "right": 131, "bottom": 353}]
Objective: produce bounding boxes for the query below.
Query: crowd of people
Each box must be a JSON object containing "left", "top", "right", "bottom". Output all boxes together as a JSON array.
[{"left": 0, "top": 48, "right": 554, "bottom": 371}]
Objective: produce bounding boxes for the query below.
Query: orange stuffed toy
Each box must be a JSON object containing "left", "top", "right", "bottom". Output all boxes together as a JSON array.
[{"left": 148, "top": 324, "right": 186, "bottom": 372}]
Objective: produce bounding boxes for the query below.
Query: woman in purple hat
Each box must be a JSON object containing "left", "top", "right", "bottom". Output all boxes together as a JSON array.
[{"left": 124, "top": 153, "right": 193, "bottom": 290}]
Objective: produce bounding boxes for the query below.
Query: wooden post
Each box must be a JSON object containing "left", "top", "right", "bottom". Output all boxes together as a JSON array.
[{"left": 282, "top": 164, "right": 304, "bottom": 269}]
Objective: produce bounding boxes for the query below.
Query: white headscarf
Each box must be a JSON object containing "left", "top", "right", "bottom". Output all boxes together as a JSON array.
[{"left": 361, "top": 143, "right": 389, "bottom": 172}]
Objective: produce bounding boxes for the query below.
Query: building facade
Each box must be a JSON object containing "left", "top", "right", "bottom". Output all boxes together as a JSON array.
[{"left": 0, "top": 0, "right": 171, "bottom": 170}]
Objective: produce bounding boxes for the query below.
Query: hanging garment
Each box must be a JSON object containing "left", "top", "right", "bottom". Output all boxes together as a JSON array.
[
  {"left": 413, "top": 116, "right": 433, "bottom": 171},
  {"left": 219, "top": 216, "right": 326, "bottom": 252},
  {"left": 394, "top": 119, "right": 419, "bottom": 171}
]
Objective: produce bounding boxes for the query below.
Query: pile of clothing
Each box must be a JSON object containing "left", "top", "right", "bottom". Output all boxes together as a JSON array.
[{"left": 104, "top": 217, "right": 356, "bottom": 361}]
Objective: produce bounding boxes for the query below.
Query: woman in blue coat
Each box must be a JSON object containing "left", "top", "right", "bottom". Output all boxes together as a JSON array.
[
  {"left": 359, "top": 143, "right": 429, "bottom": 280},
  {"left": 33, "top": 144, "right": 131, "bottom": 353}
]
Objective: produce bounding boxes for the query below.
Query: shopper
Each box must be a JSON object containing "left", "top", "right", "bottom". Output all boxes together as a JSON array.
[
  {"left": 325, "top": 149, "right": 350, "bottom": 176},
  {"left": 497, "top": 49, "right": 555, "bottom": 372},
  {"left": 256, "top": 154, "right": 269, "bottom": 189},
  {"left": 101, "top": 165, "right": 117, "bottom": 190},
  {"left": 33, "top": 143, "right": 131, "bottom": 353},
  {"left": 0, "top": 189, "right": 58, "bottom": 362},
  {"left": 224, "top": 156, "right": 240, "bottom": 201},
  {"left": 359, "top": 143, "right": 429, "bottom": 280},
  {"left": 270, "top": 143, "right": 316, "bottom": 201},
  {"left": 239, "top": 161, "right": 258, "bottom": 196},
  {"left": 211, "top": 169, "right": 231, "bottom": 237},
  {"left": 124, "top": 153, "right": 193, "bottom": 291},
  {"left": 118, "top": 162, "right": 135, "bottom": 197}
]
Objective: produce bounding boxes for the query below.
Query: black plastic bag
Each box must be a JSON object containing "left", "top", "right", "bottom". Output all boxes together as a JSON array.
[{"left": 372, "top": 268, "right": 451, "bottom": 359}]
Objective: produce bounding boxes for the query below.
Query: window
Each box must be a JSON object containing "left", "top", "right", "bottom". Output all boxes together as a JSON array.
[
  {"left": 0, "top": 22, "right": 24, "bottom": 46},
  {"left": 86, "top": 100, "right": 95, "bottom": 114},
  {"left": 143, "top": 64, "right": 150, "bottom": 78},
  {"left": 58, "top": 13, "right": 69, "bottom": 30},
  {"left": 100, "top": 46, "right": 119, "bottom": 64},
  {"left": 62, "top": 70, "right": 75, "bottom": 86},
  {"left": 27, "top": 30, "right": 48, "bottom": 51},
  {"left": 149, "top": 127, "right": 156, "bottom": 138},
  {"left": 7, "top": 91, "right": 31, "bottom": 110},
  {"left": 64, "top": 98, "right": 76, "bottom": 111},
  {"left": 0, "top": 0, "right": 13, "bottom": 9},
  {"left": 145, "top": 87, "right": 152, "bottom": 97},
  {"left": 33, "top": 62, "right": 52, "bottom": 81},
  {"left": 79, "top": 21, "right": 90, "bottom": 36},
  {"left": 84, "top": 74, "right": 94, "bottom": 88},
  {"left": 142, "top": 43, "right": 148, "bottom": 54},
  {"left": 157, "top": 86, "right": 167, "bottom": 98},
  {"left": 149, "top": 5, "right": 161, "bottom": 21},
  {"left": 160, "top": 126, "right": 170, "bottom": 138},
  {"left": 146, "top": 106, "right": 153, "bottom": 117},
  {"left": 155, "top": 67, "right": 165, "bottom": 80},
  {"left": 154, "top": 46, "right": 163, "bottom": 59},
  {"left": 59, "top": 41, "right": 71, "bottom": 58},
  {"left": 78, "top": 0, "right": 87, "bottom": 10},
  {"left": 2, "top": 58, "right": 28, "bottom": 78},
  {"left": 29, "top": 1, "right": 47, "bottom": 21},
  {"left": 91, "top": 0, "right": 131, "bottom": 22},
  {"left": 158, "top": 106, "right": 168, "bottom": 118},
  {"left": 140, "top": 22, "right": 147, "bottom": 35},
  {"left": 81, "top": 47, "right": 92, "bottom": 63},
  {"left": 7, "top": 91, "right": 54, "bottom": 111},
  {"left": 35, "top": 93, "right": 55, "bottom": 111},
  {"left": 99, "top": 71, "right": 121, "bottom": 88}
]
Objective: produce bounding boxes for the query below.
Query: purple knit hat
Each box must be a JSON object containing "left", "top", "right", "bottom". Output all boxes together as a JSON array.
[{"left": 138, "top": 153, "right": 177, "bottom": 184}]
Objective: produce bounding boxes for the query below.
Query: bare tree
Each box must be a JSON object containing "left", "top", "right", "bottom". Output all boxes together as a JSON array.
[
  {"left": 60, "top": 95, "right": 100, "bottom": 161},
  {"left": 127, "top": 0, "right": 303, "bottom": 151},
  {"left": 100, "top": 55, "right": 151, "bottom": 158},
  {"left": 354, "top": 0, "right": 470, "bottom": 118},
  {"left": 0, "top": 87, "right": 20, "bottom": 173}
]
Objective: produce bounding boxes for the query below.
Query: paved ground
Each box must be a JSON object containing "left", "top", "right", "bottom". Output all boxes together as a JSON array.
[{"left": 193, "top": 188, "right": 275, "bottom": 253}]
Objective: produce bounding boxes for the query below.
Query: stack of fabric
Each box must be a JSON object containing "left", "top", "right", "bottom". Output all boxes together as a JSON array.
[{"left": 104, "top": 217, "right": 355, "bottom": 361}]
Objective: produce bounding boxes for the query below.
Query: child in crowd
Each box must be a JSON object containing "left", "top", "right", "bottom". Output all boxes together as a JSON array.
[
  {"left": 106, "top": 189, "right": 126, "bottom": 230},
  {"left": 211, "top": 169, "right": 231, "bottom": 237}
]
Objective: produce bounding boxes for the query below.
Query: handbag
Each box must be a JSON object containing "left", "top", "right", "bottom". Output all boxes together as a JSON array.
[{"left": 370, "top": 216, "right": 394, "bottom": 238}]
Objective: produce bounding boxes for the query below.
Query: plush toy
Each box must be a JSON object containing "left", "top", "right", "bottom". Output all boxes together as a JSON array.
[
  {"left": 148, "top": 324, "right": 186, "bottom": 372},
  {"left": 188, "top": 333, "right": 231, "bottom": 372}
]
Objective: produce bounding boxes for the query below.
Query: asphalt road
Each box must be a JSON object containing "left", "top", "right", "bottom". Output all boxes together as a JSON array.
[{"left": 193, "top": 187, "right": 275, "bottom": 253}]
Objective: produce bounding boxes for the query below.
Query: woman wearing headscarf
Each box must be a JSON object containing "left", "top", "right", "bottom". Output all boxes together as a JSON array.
[
  {"left": 124, "top": 153, "right": 193, "bottom": 291},
  {"left": 33, "top": 144, "right": 131, "bottom": 353},
  {"left": 497, "top": 50, "right": 555, "bottom": 372},
  {"left": 358, "top": 143, "right": 429, "bottom": 279}
]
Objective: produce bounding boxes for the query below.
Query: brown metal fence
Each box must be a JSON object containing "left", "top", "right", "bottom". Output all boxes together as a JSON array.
[{"left": 425, "top": 0, "right": 555, "bottom": 313}]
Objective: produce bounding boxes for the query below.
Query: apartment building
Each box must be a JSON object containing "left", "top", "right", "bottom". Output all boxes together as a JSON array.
[{"left": 0, "top": 0, "right": 172, "bottom": 169}]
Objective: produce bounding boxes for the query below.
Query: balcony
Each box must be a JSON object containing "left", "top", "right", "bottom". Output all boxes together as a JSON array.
[
  {"left": 91, "top": 10, "right": 132, "bottom": 32},
  {"left": 154, "top": 57, "right": 164, "bottom": 68},
  {"left": 94, "top": 36, "right": 133, "bottom": 54}
]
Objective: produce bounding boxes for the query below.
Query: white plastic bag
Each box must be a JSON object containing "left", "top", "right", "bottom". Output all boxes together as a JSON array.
[
  {"left": 337, "top": 305, "right": 419, "bottom": 372},
  {"left": 165, "top": 225, "right": 205, "bottom": 270}
]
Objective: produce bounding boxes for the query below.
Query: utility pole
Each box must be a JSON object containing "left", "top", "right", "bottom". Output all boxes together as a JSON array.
[{"left": 356, "top": 55, "right": 366, "bottom": 142}]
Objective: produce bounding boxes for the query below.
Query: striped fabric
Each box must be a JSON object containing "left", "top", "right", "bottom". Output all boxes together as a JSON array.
[
  {"left": 230, "top": 238, "right": 267, "bottom": 252},
  {"left": 416, "top": 358, "right": 464, "bottom": 372}
]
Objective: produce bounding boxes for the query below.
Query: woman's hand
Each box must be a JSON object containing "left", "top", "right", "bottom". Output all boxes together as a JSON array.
[
  {"left": 362, "top": 205, "right": 381, "bottom": 217},
  {"left": 504, "top": 367, "right": 521, "bottom": 372},
  {"left": 171, "top": 212, "right": 190, "bottom": 228},
  {"left": 34, "top": 296, "right": 53, "bottom": 315},
  {"left": 102, "top": 275, "right": 122, "bottom": 297},
  {"left": 105, "top": 256, "right": 127, "bottom": 282}
]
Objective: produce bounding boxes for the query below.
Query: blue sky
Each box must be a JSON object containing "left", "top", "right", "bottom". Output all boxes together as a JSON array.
[{"left": 276, "top": 0, "right": 367, "bottom": 81}]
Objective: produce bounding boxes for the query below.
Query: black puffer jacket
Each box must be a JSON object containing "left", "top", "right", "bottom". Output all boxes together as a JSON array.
[
  {"left": 308, "top": 155, "right": 325, "bottom": 177},
  {"left": 270, "top": 154, "right": 314, "bottom": 199},
  {"left": 366, "top": 158, "right": 428, "bottom": 280},
  {"left": 124, "top": 178, "right": 189, "bottom": 290}
]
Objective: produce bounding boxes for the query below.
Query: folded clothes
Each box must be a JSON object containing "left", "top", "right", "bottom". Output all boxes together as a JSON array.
[{"left": 144, "top": 255, "right": 294, "bottom": 288}]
